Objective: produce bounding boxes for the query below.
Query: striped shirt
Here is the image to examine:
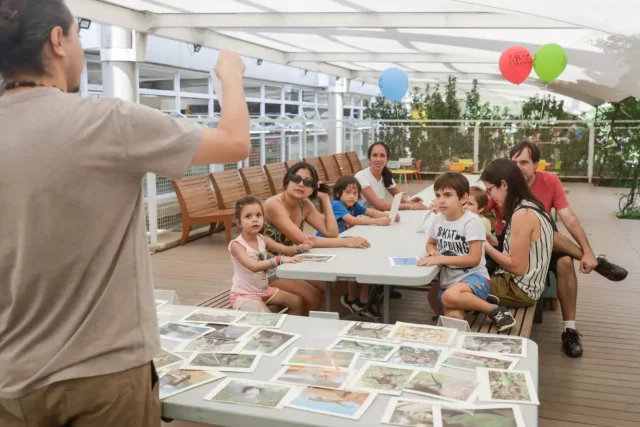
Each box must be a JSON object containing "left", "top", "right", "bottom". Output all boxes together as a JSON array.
[{"left": 497, "top": 200, "right": 554, "bottom": 300}]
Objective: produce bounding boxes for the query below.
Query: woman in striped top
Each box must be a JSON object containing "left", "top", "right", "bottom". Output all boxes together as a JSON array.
[{"left": 481, "top": 159, "right": 554, "bottom": 308}]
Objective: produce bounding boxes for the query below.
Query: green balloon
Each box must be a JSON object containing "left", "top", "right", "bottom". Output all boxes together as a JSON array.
[{"left": 533, "top": 43, "right": 568, "bottom": 83}]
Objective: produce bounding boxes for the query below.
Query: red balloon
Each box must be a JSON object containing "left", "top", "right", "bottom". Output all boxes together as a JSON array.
[{"left": 499, "top": 46, "right": 533, "bottom": 85}]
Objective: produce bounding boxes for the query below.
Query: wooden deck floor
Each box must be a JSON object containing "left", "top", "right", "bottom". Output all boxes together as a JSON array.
[{"left": 151, "top": 181, "right": 640, "bottom": 427}]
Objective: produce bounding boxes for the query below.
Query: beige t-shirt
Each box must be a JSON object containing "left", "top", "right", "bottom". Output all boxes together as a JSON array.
[{"left": 0, "top": 88, "right": 204, "bottom": 399}]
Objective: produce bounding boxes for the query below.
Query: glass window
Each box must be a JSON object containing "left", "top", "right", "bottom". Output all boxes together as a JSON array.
[
  {"left": 179, "top": 74, "right": 208, "bottom": 95},
  {"left": 343, "top": 108, "right": 351, "bottom": 118},
  {"left": 139, "top": 94, "right": 175, "bottom": 111},
  {"left": 352, "top": 96, "right": 362, "bottom": 107},
  {"left": 302, "top": 90, "right": 315, "bottom": 103},
  {"left": 317, "top": 91, "right": 328, "bottom": 104},
  {"left": 285, "top": 104, "right": 300, "bottom": 115},
  {"left": 285, "top": 89, "right": 300, "bottom": 102},
  {"left": 86, "top": 61, "right": 102, "bottom": 85},
  {"left": 247, "top": 102, "right": 261, "bottom": 115},
  {"left": 139, "top": 65, "right": 175, "bottom": 91},
  {"left": 180, "top": 97, "right": 208, "bottom": 115},
  {"left": 353, "top": 109, "right": 361, "bottom": 119},
  {"left": 214, "top": 99, "right": 221, "bottom": 113},
  {"left": 244, "top": 81, "right": 261, "bottom": 99},
  {"left": 265, "top": 85, "right": 282, "bottom": 100},
  {"left": 265, "top": 102, "right": 281, "bottom": 115}
]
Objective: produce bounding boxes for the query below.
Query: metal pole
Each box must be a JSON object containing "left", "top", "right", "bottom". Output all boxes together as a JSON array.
[
  {"left": 473, "top": 122, "right": 480, "bottom": 172},
  {"left": 260, "top": 134, "right": 266, "bottom": 166},
  {"left": 587, "top": 122, "right": 595, "bottom": 184},
  {"left": 301, "top": 123, "right": 307, "bottom": 159}
]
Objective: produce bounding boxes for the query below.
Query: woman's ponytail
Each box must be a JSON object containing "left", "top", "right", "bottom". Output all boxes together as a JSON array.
[{"left": 381, "top": 166, "right": 394, "bottom": 188}]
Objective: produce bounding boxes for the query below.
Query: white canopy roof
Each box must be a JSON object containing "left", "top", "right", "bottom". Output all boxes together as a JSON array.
[{"left": 68, "top": 0, "right": 640, "bottom": 106}]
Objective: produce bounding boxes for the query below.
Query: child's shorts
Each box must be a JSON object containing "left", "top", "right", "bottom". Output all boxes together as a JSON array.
[
  {"left": 438, "top": 273, "right": 491, "bottom": 308},
  {"left": 230, "top": 286, "right": 279, "bottom": 308}
]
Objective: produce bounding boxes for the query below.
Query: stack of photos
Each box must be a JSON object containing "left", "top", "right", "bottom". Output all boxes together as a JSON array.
[
  {"left": 442, "top": 349, "right": 519, "bottom": 372},
  {"left": 154, "top": 349, "right": 186, "bottom": 372},
  {"left": 184, "top": 352, "right": 261, "bottom": 373},
  {"left": 476, "top": 368, "right": 540, "bottom": 405},
  {"left": 240, "top": 329, "right": 300, "bottom": 356},
  {"left": 381, "top": 398, "right": 437, "bottom": 427},
  {"left": 271, "top": 365, "right": 354, "bottom": 390},
  {"left": 204, "top": 378, "right": 298, "bottom": 409},
  {"left": 285, "top": 387, "right": 377, "bottom": 420},
  {"left": 387, "top": 344, "right": 447, "bottom": 372},
  {"left": 350, "top": 362, "right": 415, "bottom": 396},
  {"left": 234, "top": 312, "right": 287, "bottom": 328},
  {"left": 180, "top": 308, "right": 246, "bottom": 325},
  {"left": 438, "top": 404, "right": 526, "bottom": 427},
  {"left": 158, "top": 369, "right": 225, "bottom": 400},
  {"left": 282, "top": 348, "right": 360, "bottom": 370},
  {"left": 388, "top": 322, "right": 457, "bottom": 346},
  {"left": 174, "top": 333, "right": 245, "bottom": 353},
  {"left": 326, "top": 338, "right": 399, "bottom": 362},
  {"left": 456, "top": 335, "right": 527, "bottom": 358},
  {"left": 339, "top": 321, "right": 396, "bottom": 341},
  {"left": 159, "top": 322, "right": 213, "bottom": 343},
  {"left": 404, "top": 371, "right": 479, "bottom": 403}
]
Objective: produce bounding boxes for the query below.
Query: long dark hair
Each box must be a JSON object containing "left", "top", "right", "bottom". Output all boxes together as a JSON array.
[
  {"left": 480, "top": 158, "right": 546, "bottom": 230},
  {"left": 283, "top": 162, "right": 330, "bottom": 199},
  {"left": 367, "top": 142, "right": 394, "bottom": 188},
  {"left": 0, "top": 0, "right": 74, "bottom": 81}
]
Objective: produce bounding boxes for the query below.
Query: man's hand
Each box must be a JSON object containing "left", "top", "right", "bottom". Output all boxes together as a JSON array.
[
  {"left": 580, "top": 250, "right": 598, "bottom": 274},
  {"left": 214, "top": 50, "right": 246, "bottom": 81}
]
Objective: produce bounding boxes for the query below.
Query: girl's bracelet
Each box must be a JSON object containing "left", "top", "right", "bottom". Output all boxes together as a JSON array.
[{"left": 295, "top": 245, "right": 303, "bottom": 254}]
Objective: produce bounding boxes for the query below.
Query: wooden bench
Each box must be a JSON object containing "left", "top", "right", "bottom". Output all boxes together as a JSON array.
[
  {"left": 305, "top": 156, "right": 335, "bottom": 188},
  {"left": 334, "top": 152, "right": 354, "bottom": 176},
  {"left": 172, "top": 176, "right": 234, "bottom": 245},
  {"left": 264, "top": 163, "right": 287, "bottom": 195},
  {"left": 284, "top": 159, "right": 301, "bottom": 169},
  {"left": 345, "top": 151, "right": 364, "bottom": 173},
  {"left": 466, "top": 300, "right": 542, "bottom": 338},
  {"left": 239, "top": 165, "right": 273, "bottom": 200},
  {"left": 319, "top": 155, "right": 343, "bottom": 183},
  {"left": 209, "top": 170, "right": 246, "bottom": 211},
  {"left": 198, "top": 289, "right": 284, "bottom": 313}
]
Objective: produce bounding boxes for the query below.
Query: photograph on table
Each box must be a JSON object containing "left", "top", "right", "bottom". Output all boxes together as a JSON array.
[
  {"left": 285, "top": 387, "right": 377, "bottom": 420},
  {"left": 234, "top": 312, "right": 287, "bottom": 329},
  {"left": 456, "top": 335, "right": 527, "bottom": 358},
  {"left": 387, "top": 344, "right": 447, "bottom": 372},
  {"left": 404, "top": 371, "right": 479, "bottom": 403},
  {"left": 476, "top": 368, "right": 540, "bottom": 405},
  {"left": 184, "top": 352, "right": 261, "bottom": 373},
  {"left": 388, "top": 322, "right": 457, "bottom": 346},
  {"left": 271, "top": 365, "right": 353, "bottom": 390},
  {"left": 158, "top": 369, "right": 225, "bottom": 400},
  {"left": 282, "top": 348, "right": 359, "bottom": 371},
  {"left": 203, "top": 377, "right": 297, "bottom": 409},
  {"left": 158, "top": 322, "right": 213, "bottom": 343},
  {"left": 327, "top": 338, "right": 399, "bottom": 362},
  {"left": 442, "top": 350, "right": 519, "bottom": 372},
  {"left": 240, "top": 329, "right": 300, "bottom": 357},
  {"left": 339, "top": 321, "right": 396, "bottom": 342},
  {"left": 174, "top": 334, "right": 244, "bottom": 353},
  {"left": 179, "top": 308, "right": 246, "bottom": 325},
  {"left": 350, "top": 362, "right": 415, "bottom": 395},
  {"left": 297, "top": 254, "right": 336, "bottom": 262},
  {"left": 389, "top": 257, "right": 420, "bottom": 266},
  {"left": 156, "top": 300, "right": 168, "bottom": 309},
  {"left": 153, "top": 349, "right": 186, "bottom": 372},
  {"left": 200, "top": 322, "right": 256, "bottom": 341},
  {"left": 437, "top": 404, "right": 526, "bottom": 427},
  {"left": 381, "top": 398, "right": 438, "bottom": 427}
]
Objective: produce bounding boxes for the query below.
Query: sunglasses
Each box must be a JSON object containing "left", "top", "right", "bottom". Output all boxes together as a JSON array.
[{"left": 289, "top": 174, "right": 315, "bottom": 188}]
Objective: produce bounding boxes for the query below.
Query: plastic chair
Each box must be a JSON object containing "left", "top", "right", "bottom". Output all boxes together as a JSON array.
[{"left": 449, "top": 162, "right": 466, "bottom": 172}]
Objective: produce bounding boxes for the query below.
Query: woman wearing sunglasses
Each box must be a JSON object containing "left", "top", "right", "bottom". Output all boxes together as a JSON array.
[{"left": 264, "top": 162, "right": 371, "bottom": 311}]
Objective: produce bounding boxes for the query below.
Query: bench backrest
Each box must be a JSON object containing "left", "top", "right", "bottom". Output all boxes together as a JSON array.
[
  {"left": 320, "top": 155, "right": 342, "bottom": 181},
  {"left": 239, "top": 165, "right": 273, "bottom": 200},
  {"left": 333, "top": 152, "right": 354, "bottom": 176},
  {"left": 345, "top": 151, "right": 364, "bottom": 173},
  {"left": 304, "top": 157, "right": 328, "bottom": 182},
  {"left": 209, "top": 170, "right": 246, "bottom": 210},
  {"left": 284, "top": 159, "right": 301, "bottom": 169},
  {"left": 264, "top": 163, "right": 287, "bottom": 195},
  {"left": 172, "top": 175, "right": 220, "bottom": 218}
]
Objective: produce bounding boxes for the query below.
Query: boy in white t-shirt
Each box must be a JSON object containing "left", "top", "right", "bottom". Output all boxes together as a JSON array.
[{"left": 418, "top": 172, "right": 516, "bottom": 332}]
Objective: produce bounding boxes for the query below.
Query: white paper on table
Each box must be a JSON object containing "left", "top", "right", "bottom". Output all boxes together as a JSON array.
[
  {"left": 388, "top": 192, "right": 404, "bottom": 223},
  {"left": 285, "top": 386, "right": 377, "bottom": 420},
  {"left": 381, "top": 397, "right": 439, "bottom": 426},
  {"left": 435, "top": 403, "right": 527, "bottom": 427},
  {"left": 475, "top": 367, "right": 540, "bottom": 406}
]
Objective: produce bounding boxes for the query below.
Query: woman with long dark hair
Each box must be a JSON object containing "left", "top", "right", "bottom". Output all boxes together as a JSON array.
[
  {"left": 355, "top": 142, "right": 429, "bottom": 211},
  {"left": 481, "top": 159, "right": 554, "bottom": 308}
]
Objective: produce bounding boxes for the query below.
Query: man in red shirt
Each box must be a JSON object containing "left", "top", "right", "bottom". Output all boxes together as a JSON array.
[{"left": 485, "top": 141, "right": 627, "bottom": 358}]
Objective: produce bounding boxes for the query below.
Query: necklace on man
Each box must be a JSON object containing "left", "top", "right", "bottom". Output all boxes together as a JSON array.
[{"left": 4, "top": 81, "right": 63, "bottom": 92}]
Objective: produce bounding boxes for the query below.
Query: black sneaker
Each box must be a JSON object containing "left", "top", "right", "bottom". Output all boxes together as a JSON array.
[
  {"left": 594, "top": 255, "right": 628, "bottom": 281},
  {"left": 390, "top": 288, "right": 402, "bottom": 299},
  {"left": 340, "top": 295, "right": 357, "bottom": 313},
  {"left": 562, "top": 328, "right": 583, "bottom": 358},
  {"left": 486, "top": 294, "right": 500, "bottom": 305},
  {"left": 488, "top": 306, "right": 517, "bottom": 332}
]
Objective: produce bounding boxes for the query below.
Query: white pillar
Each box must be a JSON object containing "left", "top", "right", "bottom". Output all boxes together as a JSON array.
[
  {"left": 473, "top": 122, "right": 480, "bottom": 172},
  {"left": 587, "top": 122, "right": 595, "bottom": 183},
  {"left": 327, "top": 77, "right": 348, "bottom": 154},
  {"left": 100, "top": 26, "right": 137, "bottom": 102},
  {"left": 80, "top": 59, "right": 89, "bottom": 97}
]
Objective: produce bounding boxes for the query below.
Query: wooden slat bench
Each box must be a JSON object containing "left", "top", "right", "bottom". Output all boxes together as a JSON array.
[
  {"left": 198, "top": 289, "right": 285, "bottom": 313},
  {"left": 209, "top": 170, "right": 246, "bottom": 210},
  {"left": 345, "top": 151, "right": 364, "bottom": 173},
  {"left": 305, "top": 156, "right": 335, "bottom": 188},
  {"left": 284, "top": 159, "right": 301, "bottom": 169},
  {"left": 319, "top": 154, "right": 343, "bottom": 183},
  {"left": 334, "top": 152, "right": 354, "bottom": 176},
  {"left": 264, "top": 163, "right": 287, "bottom": 195},
  {"left": 466, "top": 300, "right": 542, "bottom": 339},
  {"left": 239, "top": 165, "right": 273, "bottom": 200}
]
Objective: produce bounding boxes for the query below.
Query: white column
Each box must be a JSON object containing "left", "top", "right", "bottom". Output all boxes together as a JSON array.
[
  {"left": 173, "top": 72, "right": 181, "bottom": 112},
  {"left": 327, "top": 77, "right": 348, "bottom": 154},
  {"left": 100, "top": 26, "right": 137, "bottom": 102},
  {"left": 587, "top": 122, "right": 595, "bottom": 183},
  {"left": 80, "top": 59, "right": 89, "bottom": 97},
  {"left": 473, "top": 122, "right": 480, "bottom": 171}
]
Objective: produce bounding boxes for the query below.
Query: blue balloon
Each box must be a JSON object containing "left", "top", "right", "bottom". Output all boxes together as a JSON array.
[
  {"left": 576, "top": 129, "right": 583, "bottom": 139},
  {"left": 379, "top": 67, "right": 409, "bottom": 102}
]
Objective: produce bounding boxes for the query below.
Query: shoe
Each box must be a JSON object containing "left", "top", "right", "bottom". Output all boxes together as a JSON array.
[
  {"left": 340, "top": 295, "right": 357, "bottom": 313},
  {"left": 594, "top": 255, "right": 628, "bottom": 281},
  {"left": 390, "top": 289, "right": 402, "bottom": 299},
  {"left": 488, "top": 306, "right": 517, "bottom": 332},
  {"left": 486, "top": 294, "right": 500, "bottom": 305},
  {"left": 562, "top": 328, "right": 583, "bottom": 358},
  {"left": 364, "top": 300, "right": 382, "bottom": 319},
  {"left": 360, "top": 303, "right": 381, "bottom": 320}
]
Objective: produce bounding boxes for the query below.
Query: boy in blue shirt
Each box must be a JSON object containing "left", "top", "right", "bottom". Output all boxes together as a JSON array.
[{"left": 318, "top": 176, "right": 391, "bottom": 318}]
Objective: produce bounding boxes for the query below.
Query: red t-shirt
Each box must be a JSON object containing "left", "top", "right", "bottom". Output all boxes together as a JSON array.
[{"left": 487, "top": 171, "right": 568, "bottom": 235}]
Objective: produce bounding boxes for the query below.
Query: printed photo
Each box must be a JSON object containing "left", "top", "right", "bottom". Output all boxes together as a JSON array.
[
  {"left": 387, "top": 344, "right": 447, "bottom": 371},
  {"left": 180, "top": 308, "right": 246, "bottom": 325},
  {"left": 201, "top": 323, "right": 256, "bottom": 341},
  {"left": 438, "top": 404, "right": 526, "bottom": 427},
  {"left": 297, "top": 254, "right": 336, "bottom": 262},
  {"left": 158, "top": 322, "right": 212, "bottom": 343},
  {"left": 457, "top": 335, "right": 527, "bottom": 357},
  {"left": 184, "top": 352, "right": 261, "bottom": 373},
  {"left": 442, "top": 350, "right": 518, "bottom": 372},
  {"left": 350, "top": 362, "right": 415, "bottom": 395},
  {"left": 174, "top": 334, "right": 243, "bottom": 353},
  {"left": 240, "top": 329, "right": 300, "bottom": 357},
  {"left": 203, "top": 378, "right": 296, "bottom": 409},
  {"left": 381, "top": 398, "right": 437, "bottom": 427},
  {"left": 285, "top": 387, "right": 376, "bottom": 420},
  {"left": 159, "top": 369, "right": 225, "bottom": 400},
  {"left": 388, "top": 322, "right": 457, "bottom": 346},
  {"left": 234, "top": 312, "right": 287, "bottom": 328},
  {"left": 339, "top": 321, "right": 395, "bottom": 341},
  {"left": 156, "top": 300, "right": 168, "bottom": 309},
  {"left": 477, "top": 368, "right": 540, "bottom": 405},
  {"left": 153, "top": 349, "right": 185, "bottom": 371},
  {"left": 389, "top": 257, "right": 419, "bottom": 266},
  {"left": 282, "top": 348, "right": 359, "bottom": 370},
  {"left": 327, "top": 338, "right": 399, "bottom": 362},
  {"left": 271, "top": 365, "right": 353, "bottom": 390},
  {"left": 404, "top": 371, "right": 478, "bottom": 403}
]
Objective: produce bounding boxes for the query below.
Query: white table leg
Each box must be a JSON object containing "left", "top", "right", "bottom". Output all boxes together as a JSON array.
[
  {"left": 383, "top": 286, "right": 390, "bottom": 323},
  {"left": 325, "top": 281, "right": 332, "bottom": 312}
]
